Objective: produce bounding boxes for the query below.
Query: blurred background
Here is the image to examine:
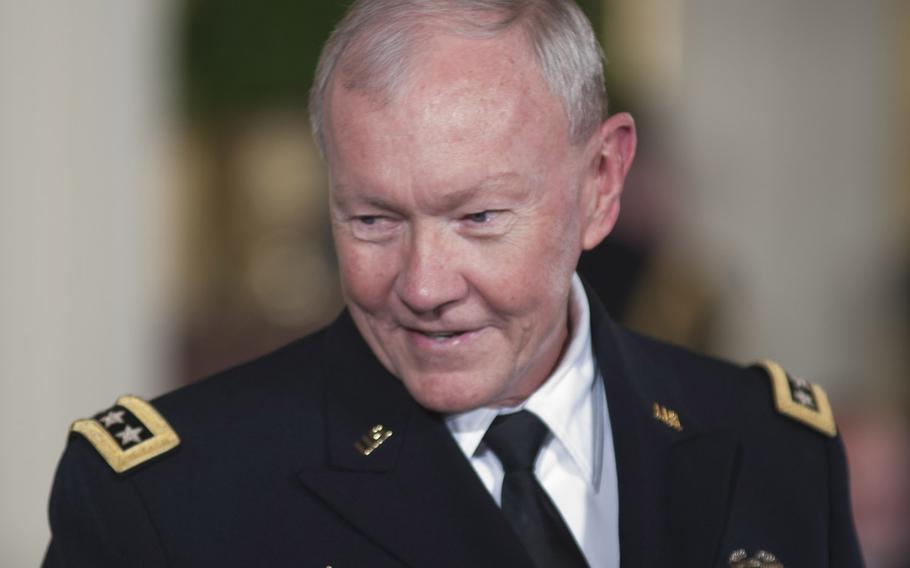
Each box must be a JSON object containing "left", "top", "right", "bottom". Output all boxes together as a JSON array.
[{"left": 2, "top": 0, "right": 908, "bottom": 565}]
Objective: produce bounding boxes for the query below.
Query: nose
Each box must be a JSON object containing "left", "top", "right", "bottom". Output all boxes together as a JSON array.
[{"left": 395, "top": 224, "right": 468, "bottom": 316}]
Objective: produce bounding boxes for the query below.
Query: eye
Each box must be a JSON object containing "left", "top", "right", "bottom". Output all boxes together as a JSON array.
[
  {"left": 356, "top": 215, "right": 380, "bottom": 225},
  {"left": 458, "top": 210, "right": 512, "bottom": 237},
  {"left": 349, "top": 214, "right": 400, "bottom": 242},
  {"left": 464, "top": 211, "right": 496, "bottom": 224}
]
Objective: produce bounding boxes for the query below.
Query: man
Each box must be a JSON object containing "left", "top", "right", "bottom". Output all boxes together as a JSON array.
[{"left": 44, "top": 1, "right": 863, "bottom": 566}]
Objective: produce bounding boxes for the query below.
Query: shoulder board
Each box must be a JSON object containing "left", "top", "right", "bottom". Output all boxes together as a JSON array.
[
  {"left": 755, "top": 360, "right": 837, "bottom": 437},
  {"left": 70, "top": 395, "right": 180, "bottom": 473}
]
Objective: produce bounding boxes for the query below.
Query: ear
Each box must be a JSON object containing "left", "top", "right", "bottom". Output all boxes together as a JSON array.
[{"left": 579, "top": 112, "right": 637, "bottom": 250}]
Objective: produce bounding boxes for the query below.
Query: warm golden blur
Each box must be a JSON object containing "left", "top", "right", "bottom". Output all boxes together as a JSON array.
[{"left": 2, "top": 1, "right": 908, "bottom": 565}]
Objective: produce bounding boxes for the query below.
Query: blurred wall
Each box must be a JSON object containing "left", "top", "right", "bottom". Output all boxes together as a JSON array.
[
  {"left": 0, "top": 0, "right": 177, "bottom": 565},
  {"left": 606, "top": 0, "right": 906, "bottom": 397},
  {"left": 678, "top": 0, "right": 905, "bottom": 395}
]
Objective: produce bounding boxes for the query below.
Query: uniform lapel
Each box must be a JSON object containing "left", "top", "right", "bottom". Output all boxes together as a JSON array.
[
  {"left": 299, "top": 294, "right": 742, "bottom": 567},
  {"left": 296, "top": 312, "right": 531, "bottom": 568},
  {"left": 588, "top": 290, "right": 740, "bottom": 567}
]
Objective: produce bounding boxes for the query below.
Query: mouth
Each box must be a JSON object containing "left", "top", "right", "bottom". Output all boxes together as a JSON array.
[
  {"left": 404, "top": 326, "right": 483, "bottom": 348},
  {"left": 416, "top": 330, "right": 466, "bottom": 340}
]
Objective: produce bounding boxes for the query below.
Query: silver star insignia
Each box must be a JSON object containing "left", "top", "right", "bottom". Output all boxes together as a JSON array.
[
  {"left": 794, "top": 390, "right": 814, "bottom": 407},
  {"left": 99, "top": 410, "right": 125, "bottom": 428},
  {"left": 114, "top": 425, "right": 144, "bottom": 445}
]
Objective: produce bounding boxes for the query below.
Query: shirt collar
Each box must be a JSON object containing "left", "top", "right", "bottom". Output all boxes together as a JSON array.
[{"left": 445, "top": 273, "right": 601, "bottom": 485}]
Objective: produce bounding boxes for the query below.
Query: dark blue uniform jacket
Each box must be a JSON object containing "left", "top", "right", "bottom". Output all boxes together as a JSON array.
[{"left": 43, "top": 292, "right": 863, "bottom": 567}]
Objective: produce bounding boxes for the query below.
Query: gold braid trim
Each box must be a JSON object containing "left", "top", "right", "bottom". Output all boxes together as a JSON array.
[
  {"left": 756, "top": 360, "right": 836, "bottom": 437},
  {"left": 70, "top": 395, "right": 180, "bottom": 473}
]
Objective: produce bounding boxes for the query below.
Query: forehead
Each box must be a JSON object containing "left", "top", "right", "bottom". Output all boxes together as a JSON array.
[{"left": 324, "top": 29, "right": 572, "bottom": 192}]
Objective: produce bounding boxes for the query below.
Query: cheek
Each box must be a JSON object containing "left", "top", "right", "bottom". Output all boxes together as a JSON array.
[
  {"left": 539, "top": 194, "right": 583, "bottom": 268},
  {"left": 466, "top": 227, "right": 574, "bottom": 317},
  {"left": 511, "top": 201, "right": 582, "bottom": 308},
  {"left": 335, "top": 241, "right": 398, "bottom": 311},
  {"left": 522, "top": 199, "right": 582, "bottom": 268}
]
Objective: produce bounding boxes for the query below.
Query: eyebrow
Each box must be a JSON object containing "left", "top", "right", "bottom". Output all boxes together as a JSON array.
[
  {"left": 333, "top": 173, "right": 525, "bottom": 213},
  {"left": 433, "top": 174, "right": 522, "bottom": 212}
]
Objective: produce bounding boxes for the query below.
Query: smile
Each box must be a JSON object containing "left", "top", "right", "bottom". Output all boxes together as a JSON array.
[
  {"left": 405, "top": 327, "right": 485, "bottom": 349},
  {"left": 422, "top": 331, "right": 462, "bottom": 340}
]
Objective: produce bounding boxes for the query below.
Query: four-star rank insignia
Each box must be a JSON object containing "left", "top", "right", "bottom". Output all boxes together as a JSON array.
[
  {"left": 756, "top": 359, "right": 837, "bottom": 437},
  {"left": 70, "top": 395, "right": 180, "bottom": 473}
]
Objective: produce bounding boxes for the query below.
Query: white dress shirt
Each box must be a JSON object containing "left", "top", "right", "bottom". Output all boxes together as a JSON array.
[{"left": 445, "top": 274, "right": 620, "bottom": 567}]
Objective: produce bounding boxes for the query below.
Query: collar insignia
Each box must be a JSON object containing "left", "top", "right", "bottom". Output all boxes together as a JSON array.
[
  {"left": 757, "top": 359, "right": 837, "bottom": 437},
  {"left": 653, "top": 402, "right": 683, "bottom": 431},
  {"left": 70, "top": 395, "right": 180, "bottom": 473},
  {"left": 355, "top": 424, "right": 393, "bottom": 456}
]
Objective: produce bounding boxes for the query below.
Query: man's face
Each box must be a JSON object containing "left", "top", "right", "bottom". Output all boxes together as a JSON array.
[{"left": 324, "top": 30, "right": 609, "bottom": 413}]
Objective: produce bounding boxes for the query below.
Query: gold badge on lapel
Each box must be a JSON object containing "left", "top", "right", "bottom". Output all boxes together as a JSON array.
[
  {"left": 354, "top": 424, "right": 393, "bottom": 456},
  {"left": 728, "top": 549, "right": 783, "bottom": 567},
  {"left": 652, "top": 402, "right": 682, "bottom": 431}
]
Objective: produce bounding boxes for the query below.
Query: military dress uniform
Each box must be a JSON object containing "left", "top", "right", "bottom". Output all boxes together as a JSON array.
[{"left": 43, "top": 290, "right": 863, "bottom": 567}]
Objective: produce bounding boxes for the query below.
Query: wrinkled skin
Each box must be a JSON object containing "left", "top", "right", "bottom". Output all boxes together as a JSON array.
[{"left": 324, "top": 29, "right": 636, "bottom": 413}]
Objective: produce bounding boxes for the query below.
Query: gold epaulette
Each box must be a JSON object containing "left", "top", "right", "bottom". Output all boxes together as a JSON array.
[
  {"left": 70, "top": 395, "right": 180, "bottom": 473},
  {"left": 755, "top": 360, "right": 837, "bottom": 437}
]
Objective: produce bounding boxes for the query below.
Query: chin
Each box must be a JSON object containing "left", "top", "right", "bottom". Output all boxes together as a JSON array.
[{"left": 399, "top": 371, "right": 501, "bottom": 414}]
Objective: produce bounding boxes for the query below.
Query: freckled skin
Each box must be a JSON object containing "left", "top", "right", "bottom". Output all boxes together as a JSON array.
[{"left": 324, "top": 29, "right": 635, "bottom": 413}]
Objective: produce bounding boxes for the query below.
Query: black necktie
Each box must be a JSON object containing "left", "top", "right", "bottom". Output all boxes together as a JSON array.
[{"left": 483, "top": 410, "right": 589, "bottom": 567}]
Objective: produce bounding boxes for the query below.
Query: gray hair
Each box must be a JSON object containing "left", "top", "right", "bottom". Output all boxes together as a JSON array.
[{"left": 308, "top": 0, "right": 608, "bottom": 155}]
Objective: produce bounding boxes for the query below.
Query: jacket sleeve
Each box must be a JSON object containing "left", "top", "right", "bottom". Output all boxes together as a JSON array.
[
  {"left": 827, "top": 433, "right": 864, "bottom": 567},
  {"left": 43, "top": 437, "right": 169, "bottom": 568}
]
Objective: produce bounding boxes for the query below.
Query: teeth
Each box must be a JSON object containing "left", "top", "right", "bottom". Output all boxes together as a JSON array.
[{"left": 423, "top": 332, "right": 456, "bottom": 339}]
